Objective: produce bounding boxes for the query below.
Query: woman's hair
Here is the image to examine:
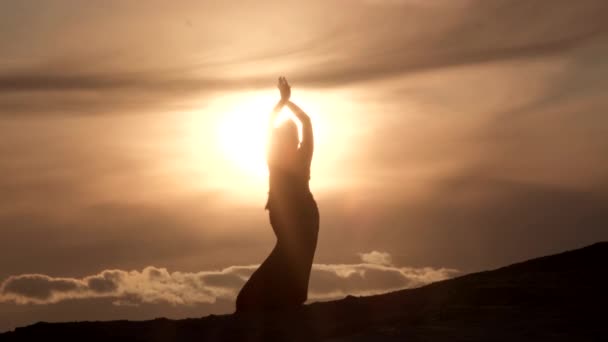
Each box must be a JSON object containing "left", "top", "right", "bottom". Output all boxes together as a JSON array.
[{"left": 273, "top": 119, "right": 299, "bottom": 150}]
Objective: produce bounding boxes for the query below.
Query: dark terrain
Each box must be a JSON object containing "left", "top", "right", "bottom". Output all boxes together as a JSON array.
[{"left": 1, "top": 242, "right": 606, "bottom": 341}]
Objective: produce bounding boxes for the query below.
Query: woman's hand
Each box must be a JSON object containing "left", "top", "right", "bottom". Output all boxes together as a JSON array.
[{"left": 278, "top": 76, "right": 291, "bottom": 103}]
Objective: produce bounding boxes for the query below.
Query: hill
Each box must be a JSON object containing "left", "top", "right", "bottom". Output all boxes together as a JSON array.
[{"left": 1, "top": 242, "right": 606, "bottom": 341}]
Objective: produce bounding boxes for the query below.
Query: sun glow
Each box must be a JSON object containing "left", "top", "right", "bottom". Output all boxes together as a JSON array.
[
  {"left": 214, "top": 92, "right": 308, "bottom": 178},
  {"left": 179, "top": 89, "right": 355, "bottom": 198},
  {"left": 216, "top": 95, "right": 271, "bottom": 178}
]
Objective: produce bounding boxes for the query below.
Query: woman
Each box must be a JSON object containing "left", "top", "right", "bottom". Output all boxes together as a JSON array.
[{"left": 236, "top": 77, "right": 319, "bottom": 312}]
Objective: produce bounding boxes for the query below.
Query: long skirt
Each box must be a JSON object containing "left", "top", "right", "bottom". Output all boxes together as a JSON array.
[{"left": 236, "top": 198, "right": 319, "bottom": 312}]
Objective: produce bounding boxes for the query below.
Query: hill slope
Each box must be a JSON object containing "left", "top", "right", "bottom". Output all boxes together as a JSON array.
[{"left": 1, "top": 242, "right": 607, "bottom": 341}]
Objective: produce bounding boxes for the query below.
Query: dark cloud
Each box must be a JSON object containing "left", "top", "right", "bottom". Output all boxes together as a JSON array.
[
  {"left": 2, "top": 0, "right": 606, "bottom": 115},
  {"left": 1, "top": 275, "right": 84, "bottom": 302}
]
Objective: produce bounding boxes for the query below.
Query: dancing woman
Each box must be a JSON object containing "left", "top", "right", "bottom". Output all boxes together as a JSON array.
[{"left": 236, "top": 77, "right": 319, "bottom": 311}]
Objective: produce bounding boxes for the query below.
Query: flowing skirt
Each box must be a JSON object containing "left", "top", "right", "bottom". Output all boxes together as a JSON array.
[{"left": 236, "top": 197, "right": 319, "bottom": 312}]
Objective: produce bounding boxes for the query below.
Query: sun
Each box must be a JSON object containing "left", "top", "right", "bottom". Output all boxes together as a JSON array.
[
  {"left": 177, "top": 88, "right": 353, "bottom": 199},
  {"left": 215, "top": 92, "right": 308, "bottom": 179},
  {"left": 202, "top": 89, "right": 350, "bottom": 193},
  {"left": 215, "top": 93, "right": 278, "bottom": 178}
]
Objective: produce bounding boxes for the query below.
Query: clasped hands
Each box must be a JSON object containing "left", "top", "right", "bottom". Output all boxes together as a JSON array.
[{"left": 277, "top": 76, "right": 291, "bottom": 105}]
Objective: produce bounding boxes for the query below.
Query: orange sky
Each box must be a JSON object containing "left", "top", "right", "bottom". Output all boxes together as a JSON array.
[{"left": 1, "top": 0, "right": 608, "bottom": 332}]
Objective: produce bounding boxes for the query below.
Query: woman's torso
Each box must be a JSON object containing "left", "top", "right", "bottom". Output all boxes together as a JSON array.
[{"left": 265, "top": 150, "right": 313, "bottom": 211}]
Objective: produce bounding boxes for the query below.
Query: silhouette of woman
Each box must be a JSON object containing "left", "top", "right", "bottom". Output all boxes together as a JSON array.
[{"left": 236, "top": 77, "right": 319, "bottom": 312}]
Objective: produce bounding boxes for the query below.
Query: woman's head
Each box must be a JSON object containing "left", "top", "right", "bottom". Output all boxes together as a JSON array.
[{"left": 269, "top": 119, "right": 299, "bottom": 165}]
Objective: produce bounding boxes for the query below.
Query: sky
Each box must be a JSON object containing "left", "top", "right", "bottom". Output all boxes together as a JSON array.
[{"left": 1, "top": 0, "right": 608, "bottom": 332}]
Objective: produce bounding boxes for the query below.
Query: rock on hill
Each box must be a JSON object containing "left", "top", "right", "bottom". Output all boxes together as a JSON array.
[{"left": 1, "top": 242, "right": 606, "bottom": 341}]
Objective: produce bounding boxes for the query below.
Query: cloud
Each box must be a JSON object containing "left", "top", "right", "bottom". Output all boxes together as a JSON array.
[
  {"left": 1, "top": 275, "right": 85, "bottom": 302},
  {"left": 0, "top": 253, "right": 457, "bottom": 306},
  {"left": 309, "top": 263, "right": 456, "bottom": 300},
  {"left": 358, "top": 251, "right": 392, "bottom": 266}
]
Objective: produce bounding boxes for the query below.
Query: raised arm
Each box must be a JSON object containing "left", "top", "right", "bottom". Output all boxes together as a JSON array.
[
  {"left": 266, "top": 77, "right": 290, "bottom": 163},
  {"left": 266, "top": 99, "right": 284, "bottom": 163},
  {"left": 270, "top": 76, "right": 290, "bottom": 130},
  {"left": 268, "top": 100, "right": 284, "bottom": 134},
  {"left": 286, "top": 100, "right": 314, "bottom": 164}
]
